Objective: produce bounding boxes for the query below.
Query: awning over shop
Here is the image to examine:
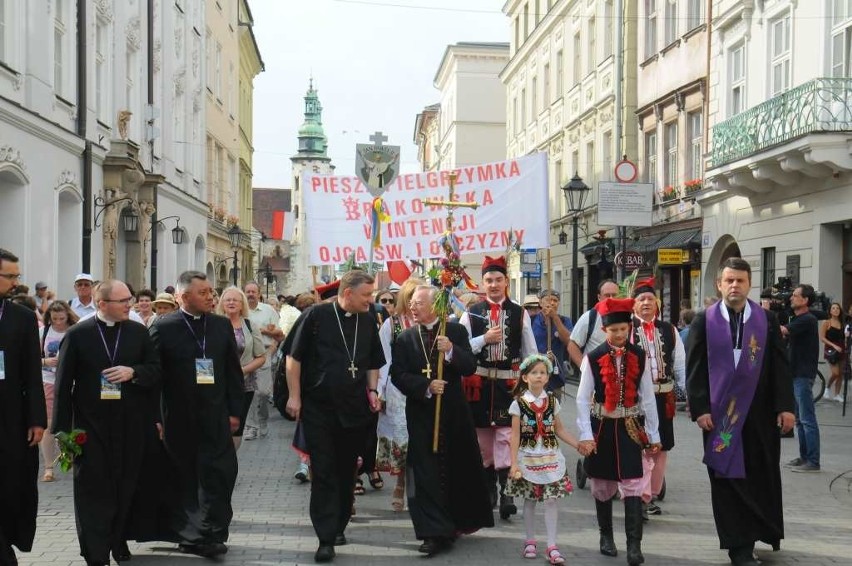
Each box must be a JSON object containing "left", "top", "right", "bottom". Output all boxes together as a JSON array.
[
  {"left": 653, "top": 229, "right": 701, "bottom": 249},
  {"left": 631, "top": 234, "right": 665, "bottom": 253},
  {"left": 579, "top": 238, "right": 613, "bottom": 255}
]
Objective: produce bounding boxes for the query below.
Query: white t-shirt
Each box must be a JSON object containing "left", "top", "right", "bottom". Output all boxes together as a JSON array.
[
  {"left": 41, "top": 326, "right": 67, "bottom": 385},
  {"left": 569, "top": 308, "right": 608, "bottom": 354},
  {"left": 249, "top": 302, "right": 281, "bottom": 348}
]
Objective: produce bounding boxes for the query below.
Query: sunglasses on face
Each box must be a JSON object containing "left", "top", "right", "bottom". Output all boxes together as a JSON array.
[{"left": 379, "top": 298, "right": 394, "bottom": 304}]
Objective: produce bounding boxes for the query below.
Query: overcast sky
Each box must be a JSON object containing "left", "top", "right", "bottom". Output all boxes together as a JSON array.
[{"left": 250, "top": 0, "right": 507, "bottom": 188}]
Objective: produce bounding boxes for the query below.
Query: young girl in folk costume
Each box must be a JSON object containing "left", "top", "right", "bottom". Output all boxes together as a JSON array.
[
  {"left": 576, "top": 297, "right": 661, "bottom": 566},
  {"left": 506, "top": 354, "right": 579, "bottom": 565}
]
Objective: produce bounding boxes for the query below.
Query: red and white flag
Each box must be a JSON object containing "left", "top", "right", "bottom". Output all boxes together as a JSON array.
[
  {"left": 387, "top": 260, "right": 413, "bottom": 285},
  {"left": 271, "top": 211, "right": 294, "bottom": 240}
]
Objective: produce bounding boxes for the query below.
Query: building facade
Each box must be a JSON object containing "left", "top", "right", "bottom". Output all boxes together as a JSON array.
[
  {"left": 633, "top": 0, "right": 709, "bottom": 323},
  {"left": 501, "top": 0, "right": 639, "bottom": 314},
  {"left": 0, "top": 0, "right": 208, "bottom": 295},
  {"left": 285, "top": 80, "right": 336, "bottom": 295},
  {"left": 702, "top": 0, "right": 852, "bottom": 305}
]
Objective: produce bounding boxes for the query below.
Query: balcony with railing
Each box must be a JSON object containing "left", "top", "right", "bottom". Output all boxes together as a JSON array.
[{"left": 707, "top": 78, "right": 852, "bottom": 193}]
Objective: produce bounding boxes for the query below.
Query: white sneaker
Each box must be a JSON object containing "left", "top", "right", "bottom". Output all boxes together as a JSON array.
[{"left": 823, "top": 391, "right": 835, "bottom": 401}]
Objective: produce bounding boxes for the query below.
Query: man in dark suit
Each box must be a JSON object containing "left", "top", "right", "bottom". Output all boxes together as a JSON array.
[
  {"left": 53, "top": 279, "right": 161, "bottom": 566},
  {"left": 149, "top": 270, "right": 244, "bottom": 558},
  {"left": 391, "top": 285, "right": 493, "bottom": 556},
  {"left": 0, "top": 248, "right": 46, "bottom": 566},
  {"left": 285, "top": 270, "right": 385, "bottom": 563}
]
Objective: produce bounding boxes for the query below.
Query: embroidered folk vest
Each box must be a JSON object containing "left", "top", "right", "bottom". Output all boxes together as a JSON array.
[
  {"left": 469, "top": 299, "right": 523, "bottom": 369},
  {"left": 517, "top": 392, "right": 559, "bottom": 450},
  {"left": 631, "top": 319, "right": 676, "bottom": 383}
]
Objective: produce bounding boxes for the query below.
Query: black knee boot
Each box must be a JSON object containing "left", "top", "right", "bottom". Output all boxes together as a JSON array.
[
  {"left": 484, "top": 466, "right": 497, "bottom": 509},
  {"left": 596, "top": 498, "right": 618, "bottom": 557},
  {"left": 496, "top": 468, "right": 517, "bottom": 520},
  {"left": 624, "top": 496, "right": 645, "bottom": 565}
]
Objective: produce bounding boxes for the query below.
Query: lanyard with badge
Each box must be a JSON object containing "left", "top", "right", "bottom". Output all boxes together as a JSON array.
[
  {"left": 183, "top": 315, "right": 215, "bottom": 385},
  {"left": 0, "top": 300, "right": 6, "bottom": 381},
  {"left": 96, "top": 322, "right": 122, "bottom": 399}
]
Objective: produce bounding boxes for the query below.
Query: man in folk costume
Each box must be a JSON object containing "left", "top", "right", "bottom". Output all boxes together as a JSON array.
[
  {"left": 391, "top": 286, "right": 493, "bottom": 556},
  {"left": 576, "top": 297, "right": 661, "bottom": 566},
  {"left": 629, "top": 277, "right": 685, "bottom": 517},
  {"left": 686, "top": 258, "right": 795, "bottom": 565},
  {"left": 459, "top": 255, "right": 537, "bottom": 520}
]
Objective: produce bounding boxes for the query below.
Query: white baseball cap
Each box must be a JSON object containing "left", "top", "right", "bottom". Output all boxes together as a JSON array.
[{"left": 75, "top": 273, "right": 94, "bottom": 283}]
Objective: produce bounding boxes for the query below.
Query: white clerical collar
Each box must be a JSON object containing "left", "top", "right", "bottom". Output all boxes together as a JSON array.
[
  {"left": 421, "top": 319, "right": 439, "bottom": 330},
  {"left": 719, "top": 300, "right": 751, "bottom": 323},
  {"left": 335, "top": 301, "right": 354, "bottom": 317},
  {"left": 180, "top": 307, "right": 203, "bottom": 320},
  {"left": 96, "top": 312, "right": 117, "bottom": 327}
]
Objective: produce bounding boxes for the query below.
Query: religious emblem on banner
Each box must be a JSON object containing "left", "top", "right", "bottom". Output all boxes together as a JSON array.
[{"left": 355, "top": 131, "right": 400, "bottom": 196}]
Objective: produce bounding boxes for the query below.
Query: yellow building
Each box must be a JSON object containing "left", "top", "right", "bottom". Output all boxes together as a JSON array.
[
  {"left": 204, "top": 0, "right": 248, "bottom": 289},
  {"left": 237, "top": 0, "right": 265, "bottom": 280}
]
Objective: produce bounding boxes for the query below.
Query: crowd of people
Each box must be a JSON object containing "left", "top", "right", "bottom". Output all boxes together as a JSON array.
[{"left": 0, "top": 245, "right": 844, "bottom": 566}]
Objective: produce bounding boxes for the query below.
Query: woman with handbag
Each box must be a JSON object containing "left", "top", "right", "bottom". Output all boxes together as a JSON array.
[{"left": 820, "top": 303, "right": 845, "bottom": 402}]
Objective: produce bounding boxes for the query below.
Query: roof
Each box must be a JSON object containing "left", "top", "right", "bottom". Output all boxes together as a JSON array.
[
  {"left": 653, "top": 229, "right": 701, "bottom": 249},
  {"left": 252, "top": 188, "right": 292, "bottom": 237},
  {"left": 433, "top": 41, "right": 510, "bottom": 87}
]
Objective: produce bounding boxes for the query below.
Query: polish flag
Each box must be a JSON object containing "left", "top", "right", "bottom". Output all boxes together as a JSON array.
[
  {"left": 387, "top": 260, "right": 412, "bottom": 285},
  {"left": 271, "top": 211, "right": 293, "bottom": 240}
]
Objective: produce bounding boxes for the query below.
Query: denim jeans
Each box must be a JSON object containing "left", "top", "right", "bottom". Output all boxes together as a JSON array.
[{"left": 792, "top": 377, "right": 820, "bottom": 466}]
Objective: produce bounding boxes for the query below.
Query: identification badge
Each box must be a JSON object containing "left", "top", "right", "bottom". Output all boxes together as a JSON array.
[
  {"left": 0, "top": 350, "right": 5, "bottom": 380},
  {"left": 100, "top": 374, "right": 121, "bottom": 400},
  {"left": 196, "top": 358, "right": 215, "bottom": 385}
]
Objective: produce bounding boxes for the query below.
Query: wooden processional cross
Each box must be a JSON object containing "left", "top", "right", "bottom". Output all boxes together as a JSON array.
[{"left": 422, "top": 171, "right": 479, "bottom": 452}]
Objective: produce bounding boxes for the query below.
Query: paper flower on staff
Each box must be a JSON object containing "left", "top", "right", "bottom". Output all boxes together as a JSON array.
[
  {"left": 432, "top": 232, "right": 477, "bottom": 316},
  {"left": 370, "top": 197, "right": 391, "bottom": 248}
]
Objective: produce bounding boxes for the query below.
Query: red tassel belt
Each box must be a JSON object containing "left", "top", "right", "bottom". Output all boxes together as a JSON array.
[{"left": 462, "top": 375, "right": 482, "bottom": 402}]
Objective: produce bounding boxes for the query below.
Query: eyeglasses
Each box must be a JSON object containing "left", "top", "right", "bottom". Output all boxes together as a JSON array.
[
  {"left": 0, "top": 273, "right": 22, "bottom": 281},
  {"left": 103, "top": 297, "right": 134, "bottom": 305},
  {"left": 379, "top": 298, "right": 394, "bottom": 304}
]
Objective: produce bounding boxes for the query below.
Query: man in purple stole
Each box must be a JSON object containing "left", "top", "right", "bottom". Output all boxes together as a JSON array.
[{"left": 686, "top": 258, "right": 795, "bottom": 566}]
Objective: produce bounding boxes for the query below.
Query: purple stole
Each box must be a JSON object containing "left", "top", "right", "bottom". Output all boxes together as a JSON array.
[{"left": 704, "top": 299, "right": 767, "bottom": 479}]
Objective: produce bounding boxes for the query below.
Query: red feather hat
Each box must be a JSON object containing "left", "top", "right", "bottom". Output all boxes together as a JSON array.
[
  {"left": 596, "top": 297, "right": 635, "bottom": 326},
  {"left": 481, "top": 255, "right": 507, "bottom": 276},
  {"left": 315, "top": 280, "right": 340, "bottom": 300},
  {"left": 632, "top": 276, "right": 656, "bottom": 298}
]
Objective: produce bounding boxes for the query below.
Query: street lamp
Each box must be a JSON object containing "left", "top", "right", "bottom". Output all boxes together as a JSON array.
[
  {"left": 561, "top": 172, "right": 591, "bottom": 322},
  {"left": 227, "top": 224, "right": 243, "bottom": 287}
]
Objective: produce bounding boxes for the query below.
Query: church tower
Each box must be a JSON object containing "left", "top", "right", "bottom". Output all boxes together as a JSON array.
[{"left": 287, "top": 79, "right": 335, "bottom": 294}]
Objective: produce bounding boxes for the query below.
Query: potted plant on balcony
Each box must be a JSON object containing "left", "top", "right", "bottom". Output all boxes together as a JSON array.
[
  {"left": 226, "top": 214, "right": 240, "bottom": 228},
  {"left": 661, "top": 185, "right": 679, "bottom": 203},
  {"left": 213, "top": 206, "right": 226, "bottom": 222},
  {"left": 684, "top": 178, "right": 703, "bottom": 195}
]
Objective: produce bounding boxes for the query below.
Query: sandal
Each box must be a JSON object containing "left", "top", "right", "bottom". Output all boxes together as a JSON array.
[
  {"left": 41, "top": 469, "right": 55, "bottom": 482},
  {"left": 353, "top": 478, "right": 366, "bottom": 496},
  {"left": 522, "top": 540, "right": 537, "bottom": 559},
  {"left": 546, "top": 545, "right": 564, "bottom": 565},
  {"left": 391, "top": 485, "right": 405, "bottom": 512},
  {"left": 369, "top": 471, "right": 384, "bottom": 490}
]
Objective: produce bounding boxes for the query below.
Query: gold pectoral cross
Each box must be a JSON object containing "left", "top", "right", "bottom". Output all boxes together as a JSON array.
[
  {"left": 422, "top": 363, "right": 432, "bottom": 380},
  {"left": 348, "top": 361, "right": 358, "bottom": 379}
]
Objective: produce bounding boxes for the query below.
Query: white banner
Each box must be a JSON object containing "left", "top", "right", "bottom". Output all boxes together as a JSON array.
[{"left": 303, "top": 153, "right": 549, "bottom": 265}]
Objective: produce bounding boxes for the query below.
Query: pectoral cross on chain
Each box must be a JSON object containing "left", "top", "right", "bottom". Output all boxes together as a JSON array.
[
  {"left": 422, "top": 363, "right": 432, "bottom": 380},
  {"left": 423, "top": 171, "right": 479, "bottom": 232},
  {"left": 348, "top": 361, "right": 358, "bottom": 379}
]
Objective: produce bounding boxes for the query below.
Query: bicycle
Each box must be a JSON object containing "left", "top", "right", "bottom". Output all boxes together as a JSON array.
[{"left": 812, "top": 366, "right": 826, "bottom": 402}]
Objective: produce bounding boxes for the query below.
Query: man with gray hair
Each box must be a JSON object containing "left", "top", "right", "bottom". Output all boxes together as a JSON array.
[
  {"left": 285, "top": 270, "right": 385, "bottom": 563},
  {"left": 149, "top": 271, "right": 244, "bottom": 558}
]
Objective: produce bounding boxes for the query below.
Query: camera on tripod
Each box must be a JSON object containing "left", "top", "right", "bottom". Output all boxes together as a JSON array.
[{"left": 762, "top": 276, "right": 830, "bottom": 325}]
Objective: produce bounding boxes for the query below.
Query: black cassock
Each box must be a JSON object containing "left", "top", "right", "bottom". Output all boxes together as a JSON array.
[
  {"left": 148, "top": 311, "right": 244, "bottom": 545},
  {"left": 686, "top": 309, "right": 794, "bottom": 551},
  {"left": 287, "top": 302, "right": 385, "bottom": 545},
  {"left": 0, "top": 300, "right": 46, "bottom": 558},
  {"left": 391, "top": 322, "right": 494, "bottom": 540},
  {"left": 52, "top": 317, "right": 160, "bottom": 563}
]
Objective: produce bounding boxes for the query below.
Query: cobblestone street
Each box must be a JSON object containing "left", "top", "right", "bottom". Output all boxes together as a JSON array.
[{"left": 21, "top": 386, "right": 852, "bottom": 566}]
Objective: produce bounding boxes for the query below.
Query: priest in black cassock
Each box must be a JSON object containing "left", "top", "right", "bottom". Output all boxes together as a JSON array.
[
  {"left": 52, "top": 280, "right": 161, "bottom": 566},
  {"left": 686, "top": 258, "right": 795, "bottom": 566},
  {"left": 0, "top": 248, "right": 46, "bottom": 566},
  {"left": 391, "top": 285, "right": 494, "bottom": 557},
  {"left": 148, "top": 271, "right": 244, "bottom": 558},
  {"left": 285, "top": 270, "right": 385, "bottom": 564}
]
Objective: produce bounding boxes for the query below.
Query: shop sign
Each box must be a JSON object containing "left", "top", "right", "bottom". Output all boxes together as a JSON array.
[
  {"left": 658, "top": 248, "right": 687, "bottom": 265},
  {"left": 614, "top": 251, "right": 645, "bottom": 270}
]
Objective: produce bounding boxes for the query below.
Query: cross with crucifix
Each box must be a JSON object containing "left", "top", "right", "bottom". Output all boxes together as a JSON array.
[
  {"left": 348, "top": 361, "right": 358, "bottom": 380},
  {"left": 421, "top": 363, "right": 432, "bottom": 380},
  {"left": 423, "top": 171, "right": 479, "bottom": 231}
]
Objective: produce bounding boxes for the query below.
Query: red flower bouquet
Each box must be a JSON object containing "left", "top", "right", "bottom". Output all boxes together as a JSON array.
[{"left": 54, "top": 429, "right": 87, "bottom": 472}]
